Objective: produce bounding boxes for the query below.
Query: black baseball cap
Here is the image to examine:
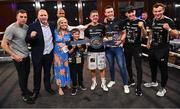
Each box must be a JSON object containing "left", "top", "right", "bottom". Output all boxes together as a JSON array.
[{"left": 125, "top": 5, "right": 136, "bottom": 12}]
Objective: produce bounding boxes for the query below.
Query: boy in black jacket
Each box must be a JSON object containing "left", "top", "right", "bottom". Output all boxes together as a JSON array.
[{"left": 68, "top": 28, "right": 87, "bottom": 96}]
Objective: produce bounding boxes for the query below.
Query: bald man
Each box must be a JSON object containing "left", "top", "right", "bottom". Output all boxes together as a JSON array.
[
  {"left": 26, "top": 9, "right": 55, "bottom": 100},
  {"left": 57, "top": 8, "right": 65, "bottom": 18}
]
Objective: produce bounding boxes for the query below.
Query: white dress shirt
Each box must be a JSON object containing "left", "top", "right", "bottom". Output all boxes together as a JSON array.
[{"left": 41, "top": 23, "right": 54, "bottom": 55}]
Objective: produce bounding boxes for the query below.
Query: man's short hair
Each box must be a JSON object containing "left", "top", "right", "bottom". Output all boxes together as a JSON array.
[
  {"left": 142, "top": 10, "right": 148, "bottom": 14},
  {"left": 153, "top": 3, "right": 166, "bottom": 10},
  {"left": 16, "top": 9, "right": 27, "bottom": 16},
  {"left": 104, "top": 5, "right": 113, "bottom": 11},
  {"left": 71, "top": 28, "right": 80, "bottom": 34}
]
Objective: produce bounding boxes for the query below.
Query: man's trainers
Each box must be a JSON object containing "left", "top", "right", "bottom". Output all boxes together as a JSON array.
[
  {"left": 71, "top": 88, "right": 77, "bottom": 96},
  {"left": 91, "top": 82, "right": 97, "bottom": 90},
  {"left": 22, "top": 95, "right": 35, "bottom": 104},
  {"left": 107, "top": 81, "right": 115, "bottom": 88},
  {"left": 128, "top": 82, "right": 136, "bottom": 87},
  {"left": 144, "top": 82, "right": 158, "bottom": 88},
  {"left": 79, "top": 85, "right": 87, "bottom": 91},
  {"left": 156, "top": 88, "right": 166, "bottom": 97},
  {"left": 124, "top": 85, "right": 130, "bottom": 93},
  {"left": 101, "top": 84, "right": 108, "bottom": 92},
  {"left": 135, "top": 89, "right": 143, "bottom": 96}
]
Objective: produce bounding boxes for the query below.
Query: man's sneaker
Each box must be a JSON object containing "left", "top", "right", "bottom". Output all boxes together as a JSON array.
[
  {"left": 101, "top": 84, "right": 108, "bottom": 92},
  {"left": 71, "top": 88, "right": 77, "bottom": 96},
  {"left": 91, "top": 82, "right": 97, "bottom": 90},
  {"left": 79, "top": 85, "right": 87, "bottom": 91},
  {"left": 22, "top": 95, "right": 35, "bottom": 104},
  {"left": 135, "top": 89, "right": 143, "bottom": 96},
  {"left": 144, "top": 82, "right": 158, "bottom": 88},
  {"left": 124, "top": 85, "right": 130, "bottom": 93},
  {"left": 156, "top": 88, "right": 166, "bottom": 97},
  {"left": 107, "top": 81, "right": 115, "bottom": 88},
  {"left": 128, "top": 81, "right": 136, "bottom": 87}
]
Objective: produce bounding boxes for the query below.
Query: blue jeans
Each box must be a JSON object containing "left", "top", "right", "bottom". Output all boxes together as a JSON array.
[{"left": 105, "top": 47, "right": 128, "bottom": 85}]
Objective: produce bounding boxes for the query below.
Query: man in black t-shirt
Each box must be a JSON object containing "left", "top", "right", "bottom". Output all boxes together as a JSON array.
[
  {"left": 84, "top": 10, "right": 108, "bottom": 92},
  {"left": 123, "top": 5, "right": 147, "bottom": 96},
  {"left": 103, "top": 5, "right": 130, "bottom": 94},
  {"left": 144, "top": 3, "right": 179, "bottom": 97}
]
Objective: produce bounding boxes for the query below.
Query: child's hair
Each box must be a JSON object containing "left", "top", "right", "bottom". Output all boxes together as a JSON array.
[
  {"left": 90, "top": 10, "right": 98, "bottom": 16},
  {"left": 71, "top": 28, "right": 80, "bottom": 34},
  {"left": 104, "top": 5, "right": 113, "bottom": 11}
]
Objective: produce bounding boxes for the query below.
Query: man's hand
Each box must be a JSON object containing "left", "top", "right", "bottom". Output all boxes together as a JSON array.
[
  {"left": 31, "top": 31, "right": 37, "bottom": 38},
  {"left": 103, "top": 37, "right": 108, "bottom": 41},
  {"left": 77, "top": 44, "right": 82, "bottom": 48},
  {"left": 163, "top": 23, "right": 179, "bottom": 38},
  {"left": 12, "top": 54, "right": 23, "bottom": 62},
  {"left": 104, "top": 17, "right": 108, "bottom": 23},
  {"left": 138, "top": 21, "right": 144, "bottom": 29},
  {"left": 114, "top": 40, "right": 122, "bottom": 46},
  {"left": 163, "top": 23, "right": 171, "bottom": 31},
  {"left": 146, "top": 42, "right": 151, "bottom": 49}
]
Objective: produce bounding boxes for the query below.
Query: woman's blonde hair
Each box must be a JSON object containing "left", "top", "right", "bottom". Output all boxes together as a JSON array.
[{"left": 57, "top": 17, "right": 68, "bottom": 31}]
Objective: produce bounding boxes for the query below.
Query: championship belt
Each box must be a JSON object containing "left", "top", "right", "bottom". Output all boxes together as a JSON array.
[
  {"left": 105, "top": 31, "right": 120, "bottom": 47},
  {"left": 55, "top": 37, "right": 118, "bottom": 47},
  {"left": 65, "top": 39, "right": 90, "bottom": 46}
]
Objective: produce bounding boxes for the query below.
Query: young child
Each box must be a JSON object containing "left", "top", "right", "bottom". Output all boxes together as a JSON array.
[{"left": 68, "top": 28, "right": 87, "bottom": 96}]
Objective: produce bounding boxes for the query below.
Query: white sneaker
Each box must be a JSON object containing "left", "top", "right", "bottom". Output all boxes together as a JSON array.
[
  {"left": 156, "top": 88, "right": 166, "bottom": 97},
  {"left": 101, "top": 84, "right": 108, "bottom": 91},
  {"left": 144, "top": 82, "right": 158, "bottom": 88},
  {"left": 128, "top": 82, "right": 136, "bottom": 87},
  {"left": 107, "top": 81, "right": 115, "bottom": 88},
  {"left": 124, "top": 85, "right": 130, "bottom": 94},
  {"left": 91, "top": 82, "right": 97, "bottom": 90}
]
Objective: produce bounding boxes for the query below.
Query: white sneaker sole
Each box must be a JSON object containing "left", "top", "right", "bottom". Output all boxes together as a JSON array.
[
  {"left": 101, "top": 85, "right": 108, "bottom": 92},
  {"left": 91, "top": 83, "right": 97, "bottom": 90},
  {"left": 107, "top": 83, "right": 115, "bottom": 88}
]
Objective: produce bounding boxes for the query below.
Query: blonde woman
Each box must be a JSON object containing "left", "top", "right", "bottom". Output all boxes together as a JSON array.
[{"left": 54, "top": 17, "right": 71, "bottom": 95}]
